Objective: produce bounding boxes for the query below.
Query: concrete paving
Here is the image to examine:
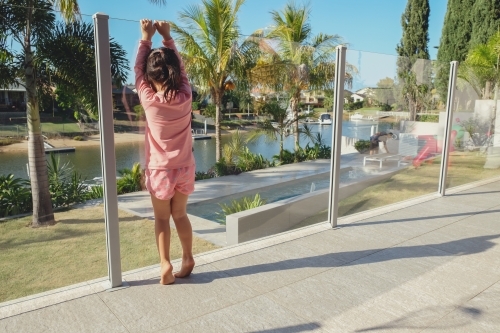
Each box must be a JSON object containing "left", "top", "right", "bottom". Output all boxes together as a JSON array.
[{"left": 1, "top": 177, "right": 499, "bottom": 333}]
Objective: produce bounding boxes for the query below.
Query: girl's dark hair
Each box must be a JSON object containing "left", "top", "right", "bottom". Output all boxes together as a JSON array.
[{"left": 143, "top": 47, "right": 181, "bottom": 100}]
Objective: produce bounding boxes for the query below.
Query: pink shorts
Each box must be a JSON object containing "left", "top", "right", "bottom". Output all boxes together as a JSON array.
[{"left": 145, "top": 165, "right": 195, "bottom": 200}]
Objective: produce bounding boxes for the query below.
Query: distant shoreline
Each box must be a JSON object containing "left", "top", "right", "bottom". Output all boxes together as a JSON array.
[{"left": 0, "top": 127, "right": 253, "bottom": 153}]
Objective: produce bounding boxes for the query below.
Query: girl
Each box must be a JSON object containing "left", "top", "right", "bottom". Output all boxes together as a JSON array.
[{"left": 135, "top": 19, "right": 195, "bottom": 285}]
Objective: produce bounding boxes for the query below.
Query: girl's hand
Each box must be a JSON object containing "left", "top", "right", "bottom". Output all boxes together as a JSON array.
[
  {"left": 140, "top": 19, "right": 156, "bottom": 41},
  {"left": 154, "top": 20, "right": 172, "bottom": 41}
]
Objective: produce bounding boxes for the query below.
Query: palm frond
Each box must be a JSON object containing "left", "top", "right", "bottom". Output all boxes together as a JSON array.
[{"left": 51, "top": 0, "right": 80, "bottom": 22}]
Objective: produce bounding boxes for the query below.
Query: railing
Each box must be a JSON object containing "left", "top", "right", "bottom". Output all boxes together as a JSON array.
[{"left": 1, "top": 6, "right": 499, "bottom": 304}]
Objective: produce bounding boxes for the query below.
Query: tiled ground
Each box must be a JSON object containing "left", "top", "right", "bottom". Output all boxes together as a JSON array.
[{"left": 1, "top": 179, "right": 499, "bottom": 333}]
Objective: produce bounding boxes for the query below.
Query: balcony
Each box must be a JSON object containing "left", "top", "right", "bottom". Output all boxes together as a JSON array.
[{"left": 1, "top": 178, "right": 499, "bottom": 332}]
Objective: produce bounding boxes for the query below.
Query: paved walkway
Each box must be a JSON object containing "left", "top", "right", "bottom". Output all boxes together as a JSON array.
[{"left": 1, "top": 178, "right": 499, "bottom": 332}]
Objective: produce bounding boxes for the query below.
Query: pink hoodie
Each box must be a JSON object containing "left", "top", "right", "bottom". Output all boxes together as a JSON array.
[{"left": 134, "top": 39, "right": 194, "bottom": 170}]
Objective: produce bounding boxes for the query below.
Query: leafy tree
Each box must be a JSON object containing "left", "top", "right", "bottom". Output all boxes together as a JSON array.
[
  {"left": 436, "top": 0, "right": 475, "bottom": 99},
  {"left": 0, "top": 1, "right": 128, "bottom": 226},
  {"left": 396, "top": 0, "right": 430, "bottom": 120},
  {"left": 374, "top": 77, "right": 395, "bottom": 106},
  {"left": 470, "top": 0, "right": 500, "bottom": 48},
  {"left": 39, "top": 22, "right": 128, "bottom": 118},
  {"left": 249, "top": 101, "right": 295, "bottom": 163},
  {"left": 250, "top": 2, "right": 349, "bottom": 161},
  {"left": 459, "top": 31, "right": 500, "bottom": 99},
  {"left": 396, "top": 0, "right": 430, "bottom": 63},
  {"left": 171, "top": 0, "right": 259, "bottom": 161}
]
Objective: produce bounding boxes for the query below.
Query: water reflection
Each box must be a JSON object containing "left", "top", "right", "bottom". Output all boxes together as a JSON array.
[{"left": 0, "top": 122, "right": 391, "bottom": 179}]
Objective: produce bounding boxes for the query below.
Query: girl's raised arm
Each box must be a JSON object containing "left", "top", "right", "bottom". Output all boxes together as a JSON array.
[
  {"left": 155, "top": 21, "right": 191, "bottom": 97},
  {"left": 135, "top": 20, "right": 156, "bottom": 102}
]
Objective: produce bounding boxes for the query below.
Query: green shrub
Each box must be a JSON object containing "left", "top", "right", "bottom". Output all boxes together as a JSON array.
[
  {"left": 133, "top": 105, "right": 145, "bottom": 120},
  {"left": 418, "top": 114, "right": 439, "bottom": 122},
  {"left": 344, "top": 101, "right": 363, "bottom": 111},
  {"left": 0, "top": 138, "right": 21, "bottom": 146},
  {"left": 192, "top": 101, "right": 200, "bottom": 110},
  {"left": 195, "top": 171, "right": 215, "bottom": 181},
  {"left": 117, "top": 163, "right": 143, "bottom": 195},
  {"left": 379, "top": 103, "right": 392, "bottom": 111},
  {"left": 0, "top": 174, "right": 32, "bottom": 217},
  {"left": 236, "top": 147, "right": 273, "bottom": 172},
  {"left": 213, "top": 157, "right": 241, "bottom": 177},
  {"left": 354, "top": 139, "right": 371, "bottom": 153},
  {"left": 73, "top": 136, "right": 84, "bottom": 141},
  {"left": 217, "top": 194, "right": 266, "bottom": 224},
  {"left": 203, "top": 104, "right": 216, "bottom": 119},
  {"left": 273, "top": 149, "right": 296, "bottom": 165},
  {"left": 47, "top": 153, "right": 87, "bottom": 208},
  {"left": 86, "top": 185, "right": 104, "bottom": 200}
]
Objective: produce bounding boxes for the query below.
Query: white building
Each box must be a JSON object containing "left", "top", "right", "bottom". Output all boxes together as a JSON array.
[{"left": 0, "top": 82, "right": 27, "bottom": 111}]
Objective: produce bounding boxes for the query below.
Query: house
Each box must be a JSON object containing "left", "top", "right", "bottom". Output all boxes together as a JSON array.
[
  {"left": 351, "top": 93, "right": 366, "bottom": 103},
  {"left": 352, "top": 88, "right": 376, "bottom": 105},
  {"left": 300, "top": 90, "right": 325, "bottom": 107},
  {"left": 0, "top": 82, "right": 27, "bottom": 112},
  {"left": 112, "top": 85, "right": 139, "bottom": 111},
  {"left": 344, "top": 90, "right": 353, "bottom": 104}
]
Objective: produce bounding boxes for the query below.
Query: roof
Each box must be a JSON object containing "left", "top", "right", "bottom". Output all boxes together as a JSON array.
[
  {"left": 112, "top": 86, "right": 136, "bottom": 95},
  {"left": 352, "top": 93, "right": 366, "bottom": 98},
  {"left": 0, "top": 81, "right": 26, "bottom": 92}
]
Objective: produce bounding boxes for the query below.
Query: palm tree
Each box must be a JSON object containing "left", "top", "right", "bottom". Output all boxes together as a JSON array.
[
  {"left": 460, "top": 32, "right": 500, "bottom": 100},
  {"left": 250, "top": 2, "right": 349, "bottom": 161},
  {"left": 170, "top": 0, "right": 259, "bottom": 161},
  {"left": 458, "top": 32, "right": 500, "bottom": 168},
  {"left": 0, "top": 1, "right": 128, "bottom": 226},
  {"left": 248, "top": 100, "right": 297, "bottom": 163}
]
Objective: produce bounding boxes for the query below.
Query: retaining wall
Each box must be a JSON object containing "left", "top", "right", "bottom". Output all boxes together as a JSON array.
[{"left": 226, "top": 169, "right": 400, "bottom": 245}]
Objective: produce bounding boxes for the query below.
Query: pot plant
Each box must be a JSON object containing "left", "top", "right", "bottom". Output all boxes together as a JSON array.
[{"left": 354, "top": 139, "right": 371, "bottom": 154}]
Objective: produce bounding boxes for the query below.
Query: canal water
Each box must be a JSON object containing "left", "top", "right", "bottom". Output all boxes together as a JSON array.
[{"left": 0, "top": 121, "right": 391, "bottom": 180}]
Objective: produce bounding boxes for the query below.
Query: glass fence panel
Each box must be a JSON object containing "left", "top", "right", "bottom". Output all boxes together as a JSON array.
[
  {"left": 109, "top": 18, "right": 334, "bottom": 274},
  {"left": 445, "top": 63, "right": 500, "bottom": 188},
  {"left": 0, "top": 11, "right": 107, "bottom": 302},
  {"left": 326, "top": 49, "right": 446, "bottom": 219}
]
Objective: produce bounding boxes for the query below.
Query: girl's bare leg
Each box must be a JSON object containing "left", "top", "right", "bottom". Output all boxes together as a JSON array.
[
  {"left": 150, "top": 194, "right": 175, "bottom": 285},
  {"left": 170, "top": 190, "right": 195, "bottom": 278}
]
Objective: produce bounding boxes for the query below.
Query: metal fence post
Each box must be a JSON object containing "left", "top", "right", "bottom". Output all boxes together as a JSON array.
[
  {"left": 438, "top": 61, "right": 459, "bottom": 196},
  {"left": 328, "top": 45, "right": 347, "bottom": 228},
  {"left": 93, "top": 12, "right": 122, "bottom": 288}
]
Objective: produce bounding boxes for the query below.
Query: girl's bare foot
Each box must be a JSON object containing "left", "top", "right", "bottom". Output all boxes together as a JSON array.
[
  {"left": 160, "top": 262, "right": 175, "bottom": 285},
  {"left": 174, "top": 256, "right": 195, "bottom": 278}
]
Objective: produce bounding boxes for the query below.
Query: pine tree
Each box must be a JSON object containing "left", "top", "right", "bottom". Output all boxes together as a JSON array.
[
  {"left": 396, "top": 0, "right": 430, "bottom": 62},
  {"left": 396, "top": 0, "right": 430, "bottom": 120},
  {"left": 436, "top": 0, "right": 475, "bottom": 100},
  {"left": 470, "top": 0, "right": 500, "bottom": 48}
]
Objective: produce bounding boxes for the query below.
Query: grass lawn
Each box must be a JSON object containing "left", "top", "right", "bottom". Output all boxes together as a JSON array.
[
  {"left": 41, "top": 122, "right": 82, "bottom": 133},
  {"left": 294, "top": 152, "right": 500, "bottom": 228},
  {"left": 0, "top": 207, "right": 219, "bottom": 303}
]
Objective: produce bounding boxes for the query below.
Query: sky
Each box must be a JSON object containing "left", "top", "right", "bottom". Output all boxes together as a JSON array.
[{"left": 78, "top": 0, "right": 448, "bottom": 89}]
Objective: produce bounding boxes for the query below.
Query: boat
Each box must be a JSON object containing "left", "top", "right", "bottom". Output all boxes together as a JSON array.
[
  {"left": 318, "top": 113, "right": 332, "bottom": 125},
  {"left": 350, "top": 112, "right": 374, "bottom": 121},
  {"left": 350, "top": 112, "right": 365, "bottom": 120}
]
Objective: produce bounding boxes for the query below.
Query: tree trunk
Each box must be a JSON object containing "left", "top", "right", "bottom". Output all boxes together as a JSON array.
[
  {"left": 290, "top": 90, "right": 301, "bottom": 161},
  {"left": 279, "top": 132, "right": 284, "bottom": 163},
  {"left": 484, "top": 81, "right": 491, "bottom": 99},
  {"left": 25, "top": 6, "right": 55, "bottom": 227},
  {"left": 214, "top": 90, "right": 223, "bottom": 161}
]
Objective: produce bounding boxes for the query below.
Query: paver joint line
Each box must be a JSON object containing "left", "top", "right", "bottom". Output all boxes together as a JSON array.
[{"left": 95, "top": 292, "right": 132, "bottom": 333}]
